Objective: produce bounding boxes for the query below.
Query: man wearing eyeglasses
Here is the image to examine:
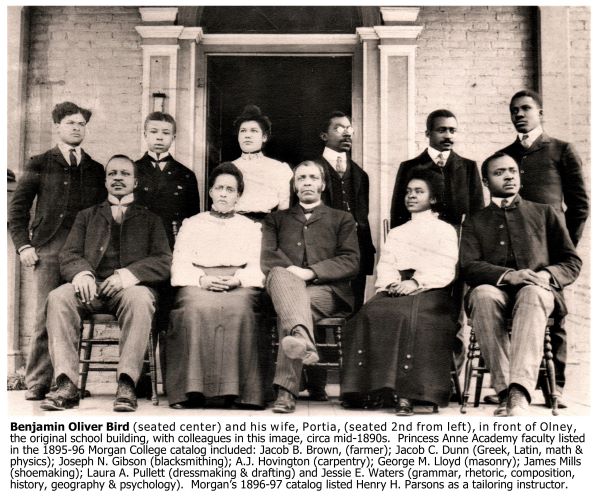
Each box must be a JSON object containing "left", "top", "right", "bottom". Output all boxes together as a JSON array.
[
  {"left": 302, "top": 111, "right": 376, "bottom": 402},
  {"left": 390, "top": 109, "right": 484, "bottom": 229}
]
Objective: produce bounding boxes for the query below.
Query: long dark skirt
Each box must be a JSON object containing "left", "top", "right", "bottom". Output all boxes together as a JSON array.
[
  {"left": 165, "top": 286, "right": 264, "bottom": 407},
  {"left": 341, "top": 289, "right": 457, "bottom": 406}
]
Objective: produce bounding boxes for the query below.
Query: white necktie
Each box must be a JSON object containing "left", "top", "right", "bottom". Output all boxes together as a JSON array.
[
  {"left": 436, "top": 153, "right": 445, "bottom": 167},
  {"left": 521, "top": 134, "right": 530, "bottom": 149},
  {"left": 335, "top": 156, "right": 345, "bottom": 177}
]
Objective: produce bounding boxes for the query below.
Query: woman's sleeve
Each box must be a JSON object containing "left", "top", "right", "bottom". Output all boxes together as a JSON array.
[
  {"left": 170, "top": 219, "right": 206, "bottom": 287},
  {"left": 411, "top": 224, "right": 458, "bottom": 291},
  {"left": 374, "top": 233, "right": 402, "bottom": 291},
  {"left": 234, "top": 221, "right": 265, "bottom": 288},
  {"left": 277, "top": 163, "right": 293, "bottom": 210}
]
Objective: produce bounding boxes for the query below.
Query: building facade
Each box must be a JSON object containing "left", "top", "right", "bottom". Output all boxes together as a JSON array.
[{"left": 7, "top": 6, "right": 590, "bottom": 390}]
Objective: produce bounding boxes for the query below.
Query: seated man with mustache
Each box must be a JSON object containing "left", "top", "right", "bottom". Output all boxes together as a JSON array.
[
  {"left": 460, "top": 152, "right": 581, "bottom": 416},
  {"left": 40, "top": 155, "right": 172, "bottom": 412},
  {"left": 261, "top": 160, "right": 360, "bottom": 413}
]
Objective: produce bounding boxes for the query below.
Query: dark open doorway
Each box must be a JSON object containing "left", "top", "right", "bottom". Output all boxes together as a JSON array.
[{"left": 206, "top": 55, "right": 352, "bottom": 205}]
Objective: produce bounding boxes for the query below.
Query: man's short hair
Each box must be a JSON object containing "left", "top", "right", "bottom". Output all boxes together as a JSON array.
[
  {"left": 510, "top": 89, "right": 543, "bottom": 109},
  {"left": 52, "top": 102, "right": 92, "bottom": 124},
  {"left": 209, "top": 162, "right": 245, "bottom": 196},
  {"left": 144, "top": 112, "right": 177, "bottom": 134},
  {"left": 292, "top": 160, "right": 325, "bottom": 181},
  {"left": 106, "top": 154, "right": 138, "bottom": 177},
  {"left": 480, "top": 151, "right": 516, "bottom": 181},
  {"left": 426, "top": 109, "right": 456, "bottom": 132},
  {"left": 320, "top": 110, "right": 351, "bottom": 134},
  {"left": 405, "top": 167, "right": 445, "bottom": 213}
]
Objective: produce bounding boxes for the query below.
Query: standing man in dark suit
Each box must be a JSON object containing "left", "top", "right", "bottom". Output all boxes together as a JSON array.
[
  {"left": 262, "top": 161, "right": 360, "bottom": 413},
  {"left": 390, "top": 109, "right": 484, "bottom": 229},
  {"left": 8, "top": 101, "right": 106, "bottom": 401},
  {"left": 40, "top": 155, "right": 172, "bottom": 412},
  {"left": 498, "top": 90, "right": 589, "bottom": 402},
  {"left": 460, "top": 152, "right": 581, "bottom": 416},
  {"left": 135, "top": 112, "right": 200, "bottom": 248},
  {"left": 315, "top": 111, "right": 375, "bottom": 313}
]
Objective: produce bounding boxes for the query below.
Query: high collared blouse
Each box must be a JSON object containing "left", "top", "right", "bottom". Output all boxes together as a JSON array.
[
  {"left": 375, "top": 209, "right": 458, "bottom": 293},
  {"left": 170, "top": 212, "right": 264, "bottom": 288},
  {"left": 233, "top": 152, "right": 292, "bottom": 213}
]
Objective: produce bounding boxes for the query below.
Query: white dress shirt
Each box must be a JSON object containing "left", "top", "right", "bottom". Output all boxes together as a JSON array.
[
  {"left": 518, "top": 125, "right": 543, "bottom": 145},
  {"left": 427, "top": 147, "right": 450, "bottom": 165},
  {"left": 323, "top": 147, "right": 346, "bottom": 173},
  {"left": 57, "top": 142, "right": 82, "bottom": 166}
]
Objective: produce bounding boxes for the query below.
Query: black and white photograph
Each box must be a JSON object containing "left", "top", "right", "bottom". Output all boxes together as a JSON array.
[{"left": 4, "top": 2, "right": 595, "bottom": 497}]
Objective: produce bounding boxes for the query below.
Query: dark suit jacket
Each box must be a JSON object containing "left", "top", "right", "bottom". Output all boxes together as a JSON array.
[
  {"left": 499, "top": 133, "right": 589, "bottom": 246},
  {"left": 59, "top": 201, "right": 172, "bottom": 285},
  {"left": 316, "top": 155, "right": 376, "bottom": 275},
  {"left": 460, "top": 196, "right": 581, "bottom": 319},
  {"left": 261, "top": 203, "right": 360, "bottom": 309},
  {"left": 134, "top": 153, "right": 200, "bottom": 247},
  {"left": 8, "top": 146, "right": 106, "bottom": 250},
  {"left": 390, "top": 149, "right": 484, "bottom": 228}
]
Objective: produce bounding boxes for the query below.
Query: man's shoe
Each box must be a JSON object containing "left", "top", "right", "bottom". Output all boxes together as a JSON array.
[
  {"left": 113, "top": 378, "right": 138, "bottom": 412},
  {"left": 273, "top": 389, "right": 296, "bottom": 414},
  {"left": 40, "top": 378, "right": 79, "bottom": 411},
  {"left": 395, "top": 397, "right": 414, "bottom": 417},
  {"left": 25, "top": 385, "right": 49, "bottom": 401},
  {"left": 493, "top": 393, "right": 509, "bottom": 417},
  {"left": 281, "top": 325, "right": 319, "bottom": 365},
  {"left": 307, "top": 386, "right": 329, "bottom": 402},
  {"left": 507, "top": 386, "right": 530, "bottom": 416}
]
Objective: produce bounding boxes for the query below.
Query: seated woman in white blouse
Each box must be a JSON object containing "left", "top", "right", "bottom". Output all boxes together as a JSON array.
[
  {"left": 341, "top": 169, "right": 459, "bottom": 416},
  {"left": 166, "top": 162, "right": 265, "bottom": 409},
  {"left": 231, "top": 105, "right": 292, "bottom": 221}
]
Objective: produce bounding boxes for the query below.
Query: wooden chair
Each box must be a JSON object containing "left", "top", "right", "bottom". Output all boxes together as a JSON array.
[
  {"left": 460, "top": 317, "right": 558, "bottom": 415},
  {"left": 78, "top": 313, "right": 159, "bottom": 405}
]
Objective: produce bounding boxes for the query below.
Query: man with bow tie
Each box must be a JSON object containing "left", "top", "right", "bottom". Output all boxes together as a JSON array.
[
  {"left": 460, "top": 152, "right": 581, "bottom": 416},
  {"left": 40, "top": 155, "right": 172, "bottom": 412},
  {"left": 135, "top": 112, "right": 200, "bottom": 249},
  {"left": 261, "top": 161, "right": 360, "bottom": 413},
  {"left": 498, "top": 90, "right": 589, "bottom": 404},
  {"left": 8, "top": 101, "right": 107, "bottom": 401},
  {"left": 390, "top": 109, "right": 483, "bottom": 229}
]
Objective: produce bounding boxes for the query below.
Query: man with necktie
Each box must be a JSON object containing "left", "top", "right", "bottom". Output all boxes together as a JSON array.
[
  {"left": 8, "top": 102, "right": 106, "bottom": 401},
  {"left": 390, "top": 109, "right": 483, "bottom": 230},
  {"left": 40, "top": 155, "right": 172, "bottom": 412},
  {"left": 262, "top": 161, "right": 360, "bottom": 413},
  {"left": 497, "top": 90, "right": 589, "bottom": 405}
]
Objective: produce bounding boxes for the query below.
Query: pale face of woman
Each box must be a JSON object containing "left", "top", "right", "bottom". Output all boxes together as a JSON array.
[
  {"left": 405, "top": 178, "right": 435, "bottom": 213},
  {"left": 238, "top": 120, "right": 267, "bottom": 153},
  {"left": 209, "top": 174, "right": 240, "bottom": 212}
]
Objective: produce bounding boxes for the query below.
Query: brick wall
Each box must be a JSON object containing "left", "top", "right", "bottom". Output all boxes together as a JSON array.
[
  {"left": 24, "top": 6, "right": 143, "bottom": 167},
  {"left": 415, "top": 6, "right": 537, "bottom": 163}
]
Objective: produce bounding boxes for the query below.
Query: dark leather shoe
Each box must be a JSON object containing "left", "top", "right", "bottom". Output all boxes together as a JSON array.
[
  {"left": 493, "top": 393, "right": 509, "bottom": 417},
  {"left": 113, "top": 379, "right": 138, "bottom": 412},
  {"left": 40, "top": 379, "right": 78, "bottom": 411},
  {"left": 25, "top": 385, "right": 49, "bottom": 401},
  {"left": 273, "top": 389, "right": 296, "bottom": 414},
  {"left": 307, "top": 387, "right": 329, "bottom": 402},
  {"left": 395, "top": 397, "right": 414, "bottom": 416},
  {"left": 507, "top": 386, "right": 529, "bottom": 416}
]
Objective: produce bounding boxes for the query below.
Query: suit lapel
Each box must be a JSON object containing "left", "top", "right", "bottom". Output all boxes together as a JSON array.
[
  {"left": 305, "top": 203, "right": 326, "bottom": 225},
  {"left": 51, "top": 146, "right": 70, "bottom": 169},
  {"left": 290, "top": 204, "right": 308, "bottom": 224},
  {"left": 526, "top": 133, "right": 550, "bottom": 155}
]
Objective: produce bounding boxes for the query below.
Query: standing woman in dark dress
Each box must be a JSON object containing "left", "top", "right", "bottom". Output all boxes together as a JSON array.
[
  {"left": 341, "top": 169, "right": 459, "bottom": 415},
  {"left": 166, "top": 162, "right": 265, "bottom": 409}
]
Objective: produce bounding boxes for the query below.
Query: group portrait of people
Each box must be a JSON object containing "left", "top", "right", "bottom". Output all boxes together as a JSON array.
[{"left": 8, "top": 89, "right": 587, "bottom": 417}]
